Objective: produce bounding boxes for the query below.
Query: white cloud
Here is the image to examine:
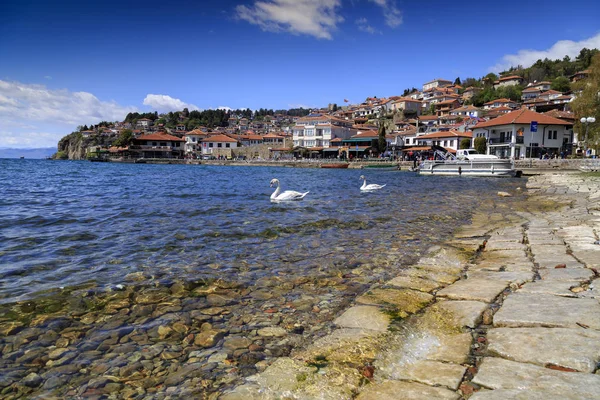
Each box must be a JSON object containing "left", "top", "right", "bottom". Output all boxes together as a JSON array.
[
  {"left": 0, "top": 80, "right": 137, "bottom": 126},
  {"left": 0, "top": 129, "right": 61, "bottom": 148},
  {"left": 0, "top": 79, "right": 138, "bottom": 148},
  {"left": 369, "top": 0, "right": 402, "bottom": 28},
  {"left": 142, "top": 94, "right": 199, "bottom": 112},
  {"left": 356, "top": 18, "right": 380, "bottom": 35},
  {"left": 235, "top": 0, "right": 343, "bottom": 40},
  {"left": 490, "top": 33, "right": 600, "bottom": 72}
]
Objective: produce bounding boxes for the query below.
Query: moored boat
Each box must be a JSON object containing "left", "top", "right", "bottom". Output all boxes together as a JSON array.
[
  {"left": 320, "top": 162, "right": 349, "bottom": 169},
  {"left": 417, "top": 148, "right": 517, "bottom": 177},
  {"left": 418, "top": 159, "right": 516, "bottom": 177}
]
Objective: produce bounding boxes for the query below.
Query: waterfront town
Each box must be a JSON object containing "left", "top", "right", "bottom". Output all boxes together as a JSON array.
[{"left": 63, "top": 66, "right": 597, "bottom": 164}]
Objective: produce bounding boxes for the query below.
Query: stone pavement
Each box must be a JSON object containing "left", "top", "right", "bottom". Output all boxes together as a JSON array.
[{"left": 220, "top": 172, "right": 600, "bottom": 400}]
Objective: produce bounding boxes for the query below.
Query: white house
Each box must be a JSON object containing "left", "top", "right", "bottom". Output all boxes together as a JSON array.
[
  {"left": 472, "top": 108, "right": 573, "bottom": 159},
  {"left": 200, "top": 134, "right": 238, "bottom": 155},
  {"left": 136, "top": 118, "right": 153, "bottom": 129},
  {"left": 423, "top": 78, "right": 452, "bottom": 91},
  {"left": 483, "top": 98, "right": 519, "bottom": 110},
  {"left": 293, "top": 114, "right": 353, "bottom": 148},
  {"left": 414, "top": 130, "right": 473, "bottom": 152},
  {"left": 184, "top": 129, "right": 208, "bottom": 156},
  {"left": 449, "top": 105, "right": 481, "bottom": 118}
]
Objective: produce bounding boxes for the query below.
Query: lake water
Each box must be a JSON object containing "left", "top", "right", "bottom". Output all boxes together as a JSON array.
[
  {"left": 0, "top": 159, "right": 522, "bottom": 397},
  {"left": 0, "top": 159, "right": 518, "bottom": 304}
]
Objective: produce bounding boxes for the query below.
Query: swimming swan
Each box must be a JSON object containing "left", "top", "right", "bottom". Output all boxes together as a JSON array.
[
  {"left": 270, "top": 178, "right": 309, "bottom": 202},
  {"left": 360, "top": 175, "right": 386, "bottom": 191}
]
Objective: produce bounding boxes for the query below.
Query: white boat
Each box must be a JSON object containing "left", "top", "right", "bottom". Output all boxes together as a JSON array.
[{"left": 417, "top": 148, "right": 517, "bottom": 177}]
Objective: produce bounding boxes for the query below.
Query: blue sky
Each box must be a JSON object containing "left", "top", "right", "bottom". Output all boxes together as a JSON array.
[{"left": 1, "top": 0, "right": 599, "bottom": 148}]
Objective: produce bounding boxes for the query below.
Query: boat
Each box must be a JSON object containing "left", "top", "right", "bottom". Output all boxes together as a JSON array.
[
  {"left": 320, "top": 162, "right": 349, "bottom": 169},
  {"left": 417, "top": 148, "right": 517, "bottom": 177}
]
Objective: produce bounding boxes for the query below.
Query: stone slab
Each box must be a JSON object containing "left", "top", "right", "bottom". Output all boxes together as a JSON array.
[
  {"left": 517, "top": 281, "right": 578, "bottom": 297},
  {"left": 334, "top": 306, "right": 390, "bottom": 332},
  {"left": 472, "top": 357, "right": 600, "bottom": 400},
  {"left": 469, "top": 261, "right": 533, "bottom": 273},
  {"left": 390, "top": 360, "right": 466, "bottom": 390},
  {"left": 470, "top": 388, "right": 584, "bottom": 400},
  {"left": 427, "top": 333, "right": 473, "bottom": 364},
  {"left": 485, "top": 241, "right": 526, "bottom": 251},
  {"left": 423, "top": 300, "right": 487, "bottom": 330},
  {"left": 535, "top": 258, "right": 584, "bottom": 269},
  {"left": 398, "top": 268, "right": 459, "bottom": 285},
  {"left": 296, "top": 328, "right": 382, "bottom": 363},
  {"left": 387, "top": 275, "right": 441, "bottom": 293},
  {"left": 482, "top": 249, "right": 527, "bottom": 258},
  {"left": 356, "top": 288, "right": 433, "bottom": 313},
  {"left": 355, "top": 379, "right": 460, "bottom": 400},
  {"left": 487, "top": 327, "right": 600, "bottom": 373},
  {"left": 493, "top": 293, "right": 600, "bottom": 330},
  {"left": 467, "top": 271, "right": 533, "bottom": 286},
  {"left": 527, "top": 238, "right": 564, "bottom": 246},
  {"left": 436, "top": 278, "right": 508, "bottom": 303},
  {"left": 539, "top": 268, "right": 594, "bottom": 282}
]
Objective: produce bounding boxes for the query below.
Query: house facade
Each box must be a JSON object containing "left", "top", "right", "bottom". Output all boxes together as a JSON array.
[
  {"left": 423, "top": 78, "right": 452, "bottom": 91},
  {"left": 483, "top": 98, "right": 519, "bottom": 110},
  {"left": 414, "top": 130, "right": 473, "bottom": 152},
  {"left": 493, "top": 75, "right": 524, "bottom": 89},
  {"left": 293, "top": 114, "right": 353, "bottom": 148},
  {"left": 200, "top": 134, "right": 238, "bottom": 156},
  {"left": 132, "top": 132, "right": 185, "bottom": 159},
  {"left": 390, "top": 98, "right": 422, "bottom": 116},
  {"left": 472, "top": 108, "right": 573, "bottom": 159}
]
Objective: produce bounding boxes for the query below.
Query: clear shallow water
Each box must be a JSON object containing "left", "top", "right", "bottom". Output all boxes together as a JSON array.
[{"left": 0, "top": 159, "right": 519, "bottom": 304}]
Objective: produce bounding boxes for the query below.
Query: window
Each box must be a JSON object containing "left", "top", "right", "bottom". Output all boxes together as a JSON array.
[
  {"left": 553, "top": 130, "right": 558, "bottom": 140},
  {"left": 548, "top": 131, "right": 552, "bottom": 140},
  {"left": 218, "top": 143, "right": 222, "bottom": 148},
  {"left": 226, "top": 143, "right": 230, "bottom": 148},
  {"left": 209, "top": 143, "right": 213, "bottom": 148}
]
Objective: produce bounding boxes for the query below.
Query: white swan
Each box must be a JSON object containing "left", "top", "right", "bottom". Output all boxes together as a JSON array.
[
  {"left": 270, "top": 178, "right": 309, "bottom": 202},
  {"left": 360, "top": 175, "right": 386, "bottom": 191}
]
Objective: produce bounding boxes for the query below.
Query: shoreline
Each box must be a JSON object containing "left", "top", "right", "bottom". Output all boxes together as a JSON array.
[{"left": 221, "top": 170, "right": 600, "bottom": 399}]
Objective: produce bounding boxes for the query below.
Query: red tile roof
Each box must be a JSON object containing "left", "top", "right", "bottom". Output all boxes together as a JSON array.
[
  {"left": 484, "top": 98, "right": 514, "bottom": 105},
  {"left": 417, "top": 130, "right": 473, "bottom": 139},
  {"left": 474, "top": 108, "right": 573, "bottom": 128},
  {"left": 201, "top": 134, "right": 238, "bottom": 143},
  {"left": 352, "top": 130, "right": 378, "bottom": 137},
  {"left": 136, "top": 132, "right": 185, "bottom": 141},
  {"left": 522, "top": 87, "right": 542, "bottom": 93},
  {"left": 418, "top": 115, "right": 439, "bottom": 121},
  {"left": 497, "top": 75, "right": 523, "bottom": 82}
]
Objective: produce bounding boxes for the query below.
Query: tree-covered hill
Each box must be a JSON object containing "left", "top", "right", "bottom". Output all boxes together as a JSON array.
[{"left": 458, "top": 48, "right": 599, "bottom": 106}]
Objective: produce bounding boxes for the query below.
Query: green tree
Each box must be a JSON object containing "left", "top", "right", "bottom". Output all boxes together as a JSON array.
[
  {"left": 113, "top": 129, "right": 134, "bottom": 147},
  {"left": 551, "top": 76, "right": 571, "bottom": 92},
  {"left": 474, "top": 137, "right": 487, "bottom": 154},
  {"left": 378, "top": 121, "right": 387, "bottom": 153},
  {"left": 454, "top": 77, "right": 461, "bottom": 85},
  {"left": 459, "top": 138, "right": 471, "bottom": 149},
  {"left": 483, "top": 73, "right": 498, "bottom": 86},
  {"left": 571, "top": 53, "right": 600, "bottom": 146}
]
